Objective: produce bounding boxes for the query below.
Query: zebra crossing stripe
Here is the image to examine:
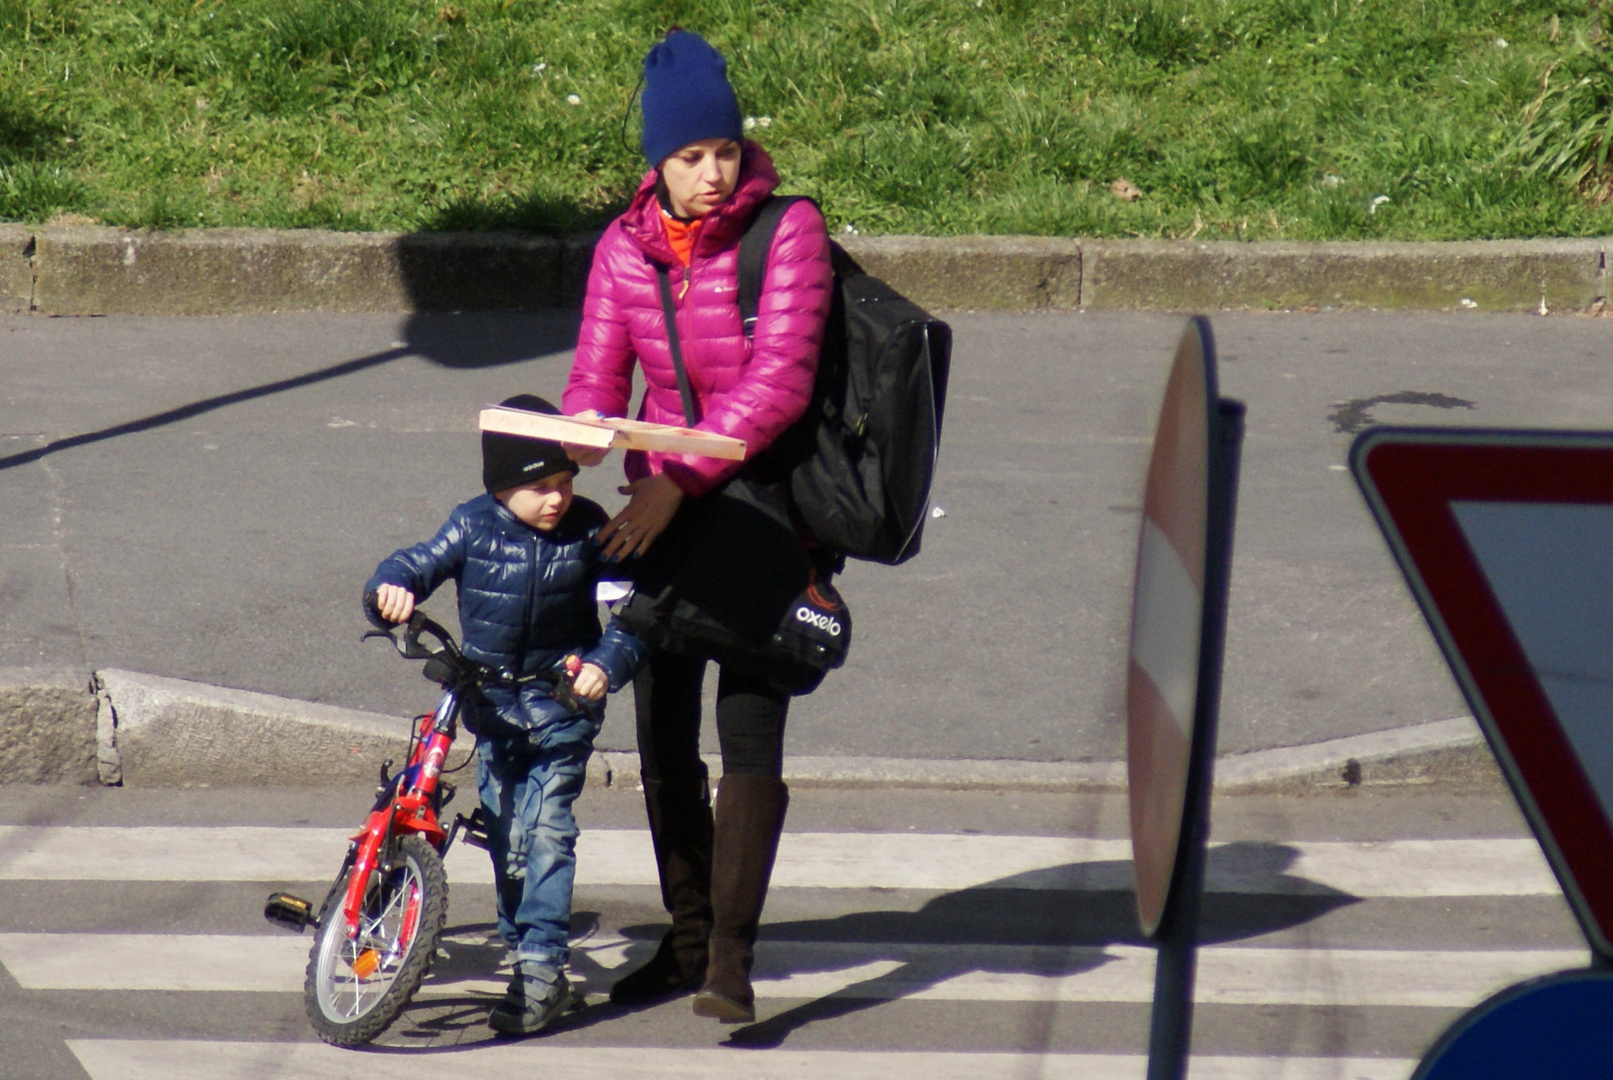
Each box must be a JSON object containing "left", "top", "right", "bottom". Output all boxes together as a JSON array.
[
  {"left": 67, "top": 1040, "right": 1418, "bottom": 1080},
  {"left": 744, "top": 943, "right": 1591, "bottom": 1007},
  {"left": 0, "top": 827, "right": 1560, "bottom": 897},
  {"left": 2, "top": 932, "right": 1587, "bottom": 1007}
]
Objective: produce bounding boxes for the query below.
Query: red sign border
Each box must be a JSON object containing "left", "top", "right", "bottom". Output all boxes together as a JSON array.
[{"left": 1353, "top": 427, "right": 1613, "bottom": 958}]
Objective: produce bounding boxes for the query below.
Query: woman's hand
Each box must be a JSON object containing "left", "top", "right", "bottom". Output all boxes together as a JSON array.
[
  {"left": 373, "top": 584, "right": 416, "bottom": 625},
  {"left": 564, "top": 410, "right": 611, "bottom": 468},
  {"left": 599, "top": 472, "right": 685, "bottom": 561}
]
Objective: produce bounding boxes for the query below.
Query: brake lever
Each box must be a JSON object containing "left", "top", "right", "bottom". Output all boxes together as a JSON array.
[
  {"left": 398, "top": 610, "right": 440, "bottom": 660},
  {"left": 362, "top": 625, "right": 421, "bottom": 660},
  {"left": 363, "top": 610, "right": 453, "bottom": 664}
]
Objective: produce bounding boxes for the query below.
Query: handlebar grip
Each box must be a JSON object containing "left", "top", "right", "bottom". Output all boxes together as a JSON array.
[{"left": 361, "top": 589, "right": 392, "bottom": 630}]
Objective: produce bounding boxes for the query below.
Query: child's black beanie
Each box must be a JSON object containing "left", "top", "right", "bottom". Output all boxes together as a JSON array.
[{"left": 482, "top": 394, "right": 579, "bottom": 494}]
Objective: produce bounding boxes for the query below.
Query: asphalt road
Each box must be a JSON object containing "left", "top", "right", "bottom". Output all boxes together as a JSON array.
[
  {"left": 4, "top": 308, "right": 1609, "bottom": 762},
  {"left": 0, "top": 782, "right": 1582, "bottom": 1078}
]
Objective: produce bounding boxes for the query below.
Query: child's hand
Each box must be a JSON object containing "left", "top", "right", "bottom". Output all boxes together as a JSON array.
[
  {"left": 572, "top": 662, "right": 608, "bottom": 702},
  {"left": 374, "top": 584, "right": 417, "bottom": 624}
]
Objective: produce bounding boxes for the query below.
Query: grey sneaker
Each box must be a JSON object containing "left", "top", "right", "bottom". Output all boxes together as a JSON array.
[{"left": 488, "top": 968, "right": 572, "bottom": 1036}]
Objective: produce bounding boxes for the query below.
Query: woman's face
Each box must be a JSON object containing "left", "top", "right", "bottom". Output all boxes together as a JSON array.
[{"left": 660, "top": 138, "right": 742, "bottom": 218}]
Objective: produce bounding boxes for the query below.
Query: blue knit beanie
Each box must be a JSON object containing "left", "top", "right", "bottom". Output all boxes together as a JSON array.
[{"left": 640, "top": 31, "right": 743, "bottom": 167}]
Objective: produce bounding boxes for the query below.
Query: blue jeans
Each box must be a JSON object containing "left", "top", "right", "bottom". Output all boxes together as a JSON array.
[{"left": 475, "top": 735, "right": 591, "bottom": 973}]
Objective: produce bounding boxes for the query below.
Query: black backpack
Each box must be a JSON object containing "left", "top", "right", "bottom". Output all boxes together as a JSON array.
[{"left": 739, "top": 196, "right": 952, "bottom": 566}]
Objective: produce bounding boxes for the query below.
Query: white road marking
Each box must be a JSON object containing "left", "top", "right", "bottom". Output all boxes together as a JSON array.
[
  {"left": 68, "top": 1040, "right": 1418, "bottom": 1080},
  {"left": 0, "top": 827, "right": 1561, "bottom": 897},
  {"left": 3, "top": 932, "right": 1588, "bottom": 1006},
  {"left": 743, "top": 942, "right": 1591, "bottom": 1007}
]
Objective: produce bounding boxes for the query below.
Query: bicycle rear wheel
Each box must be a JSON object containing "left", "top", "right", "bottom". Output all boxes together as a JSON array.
[{"left": 304, "top": 832, "right": 448, "bottom": 1046}]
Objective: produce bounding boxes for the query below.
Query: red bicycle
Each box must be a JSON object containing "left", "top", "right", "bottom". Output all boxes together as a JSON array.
[{"left": 264, "top": 610, "right": 590, "bottom": 1046}]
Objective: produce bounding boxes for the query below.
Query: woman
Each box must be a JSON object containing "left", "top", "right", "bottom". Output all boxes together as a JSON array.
[{"left": 561, "top": 29, "right": 833, "bottom": 1023}]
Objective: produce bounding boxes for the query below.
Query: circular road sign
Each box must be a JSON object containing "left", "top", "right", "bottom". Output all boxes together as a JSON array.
[
  {"left": 1413, "top": 968, "right": 1613, "bottom": 1079},
  {"left": 1127, "top": 317, "right": 1216, "bottom": 938}
]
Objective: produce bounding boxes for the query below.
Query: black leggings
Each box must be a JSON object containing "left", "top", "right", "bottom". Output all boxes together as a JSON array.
[{"left": 634, "top": 648, "right": 790, "bottom": 783}]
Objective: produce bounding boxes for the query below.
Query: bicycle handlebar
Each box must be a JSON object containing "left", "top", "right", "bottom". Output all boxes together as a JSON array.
[
  {"left": 364, "top": 610, "right": 463, "bottom": 665},
  {"left": 366, "top": 609, "right": 593, "bottom": 711}
]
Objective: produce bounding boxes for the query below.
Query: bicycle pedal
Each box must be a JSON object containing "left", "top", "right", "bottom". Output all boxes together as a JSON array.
[
  {"left": 453, "top": 810, "right": 491, "bottom": 850},
  {"left": 263, "top": 892, "right": 317, "bottom": 933}
]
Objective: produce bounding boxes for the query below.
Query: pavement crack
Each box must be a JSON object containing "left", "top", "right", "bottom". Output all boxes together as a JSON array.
[{"left": 37, "top": 450, "right": 92, "bottom": 674}]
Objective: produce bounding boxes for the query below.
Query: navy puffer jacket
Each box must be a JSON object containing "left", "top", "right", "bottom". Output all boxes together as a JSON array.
[{"left": 364, "top": 494, "right": 644, "bottom": 748}]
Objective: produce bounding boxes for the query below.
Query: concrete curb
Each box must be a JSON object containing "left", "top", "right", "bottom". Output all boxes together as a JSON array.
[
  {"left": 0, "top": 224, "right": 1607, "bottom": 314},
  {"left": 1079, "top": 238, "right": 1606, "bottom": 313},
  {"left": 604, "top": 716, "right": 1499, "bottom": 794},
  {"left": 1211, "top": 716, "right": 1495, "bottom": 793},
  {"left": 24, "top": 226, "right": 594, "bottom": 316},
  {"left": 1, "top": 225, "right": 31, "bottom": 314},
  {"left": 93, "top": 669, "right": 414, "bottom": 789},
  {"left": 588, "top": 752, "right": 1130, "bottom": 793},
  {"left": 24, "top": 667, "right": 1497, "bottom": 793},
  {"left": 0, "top": 668, "right": 98, "bottom": 785}
]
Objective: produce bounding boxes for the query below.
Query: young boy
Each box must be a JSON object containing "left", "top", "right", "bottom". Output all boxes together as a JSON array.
[{"left": 364, "top": 394, "right": 644, "bottom": 1035}]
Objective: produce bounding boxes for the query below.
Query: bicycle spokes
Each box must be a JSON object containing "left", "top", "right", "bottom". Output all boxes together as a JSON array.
[{"left": 318, "top": 860, "right": 426, "bottom": 1021}]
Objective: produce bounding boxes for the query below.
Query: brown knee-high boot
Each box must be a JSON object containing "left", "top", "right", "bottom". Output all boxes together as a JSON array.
[
  {"left": 692, "top": 774, "right": 789, "bottom": 1022},
  {"left": 608, "top": 770, "right": 714, "bottom": 1004}
]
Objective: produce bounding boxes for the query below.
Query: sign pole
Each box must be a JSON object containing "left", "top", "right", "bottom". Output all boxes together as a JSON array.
[
  {"left": 1145, "top": 397, "right": 1244, "bottom": 1080},
  {"left": 1127, "top": 316, "right": 1244, "bottom": 1080}
]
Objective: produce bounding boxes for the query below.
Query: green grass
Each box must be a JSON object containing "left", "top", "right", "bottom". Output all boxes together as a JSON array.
[{"left": 2, "top": 0, "right": 1612, "bottom": 239}]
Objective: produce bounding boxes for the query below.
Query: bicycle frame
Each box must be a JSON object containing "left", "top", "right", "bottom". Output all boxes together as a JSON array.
[{"left": 338, "top": 682, "right": 462, "bottom": 940}]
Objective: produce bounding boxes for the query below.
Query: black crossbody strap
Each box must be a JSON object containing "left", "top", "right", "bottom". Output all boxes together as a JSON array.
[
  {"left": 655, "top": 266, "right": 700, "bottom": 426},
  {"left": 738, "top": 195, "right": 813, "bottom": 338}
]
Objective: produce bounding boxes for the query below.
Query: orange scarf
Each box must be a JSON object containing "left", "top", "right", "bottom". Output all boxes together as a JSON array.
[{"left": 661, "top": 211, "right": 701, "bottom": 267}]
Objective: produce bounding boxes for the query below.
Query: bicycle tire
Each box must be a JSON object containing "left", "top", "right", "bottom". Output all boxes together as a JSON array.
[{"left": 304, "top": 832, "right": 449, "bottom": 1046}]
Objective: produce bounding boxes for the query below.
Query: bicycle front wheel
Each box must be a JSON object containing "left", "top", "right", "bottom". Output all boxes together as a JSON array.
[{"left": 304, "top": 832, "right": 448, "bottom": 1046}]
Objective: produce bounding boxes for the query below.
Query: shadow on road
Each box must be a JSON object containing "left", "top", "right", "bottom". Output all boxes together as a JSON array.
[
  {"left": 711, "top": 839, "right": 1355, "bottom": 1050},
  {"left": 365, "top": 840, "right": 1356, "bottom": 1051},
  {"left": 0, "top": 309, "right": 580, "bottom": 474}
]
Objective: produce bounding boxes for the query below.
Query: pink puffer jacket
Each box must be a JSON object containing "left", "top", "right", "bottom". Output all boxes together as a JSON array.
[{"left": 563, "top": 142, "right": 833, "bottom": 497}]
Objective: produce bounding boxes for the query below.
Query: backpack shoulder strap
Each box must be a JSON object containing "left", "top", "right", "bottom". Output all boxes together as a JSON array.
[
  {"left": 655, "top": 267, "right": 699, "bottom": 426},
  {"left": 737, "top": 195, "right": 814, "bottom": 337}
]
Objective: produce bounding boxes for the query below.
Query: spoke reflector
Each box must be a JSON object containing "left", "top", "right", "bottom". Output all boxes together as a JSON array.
[{"left": 350, "top": 949, "right": 380, "bottom": 980}]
